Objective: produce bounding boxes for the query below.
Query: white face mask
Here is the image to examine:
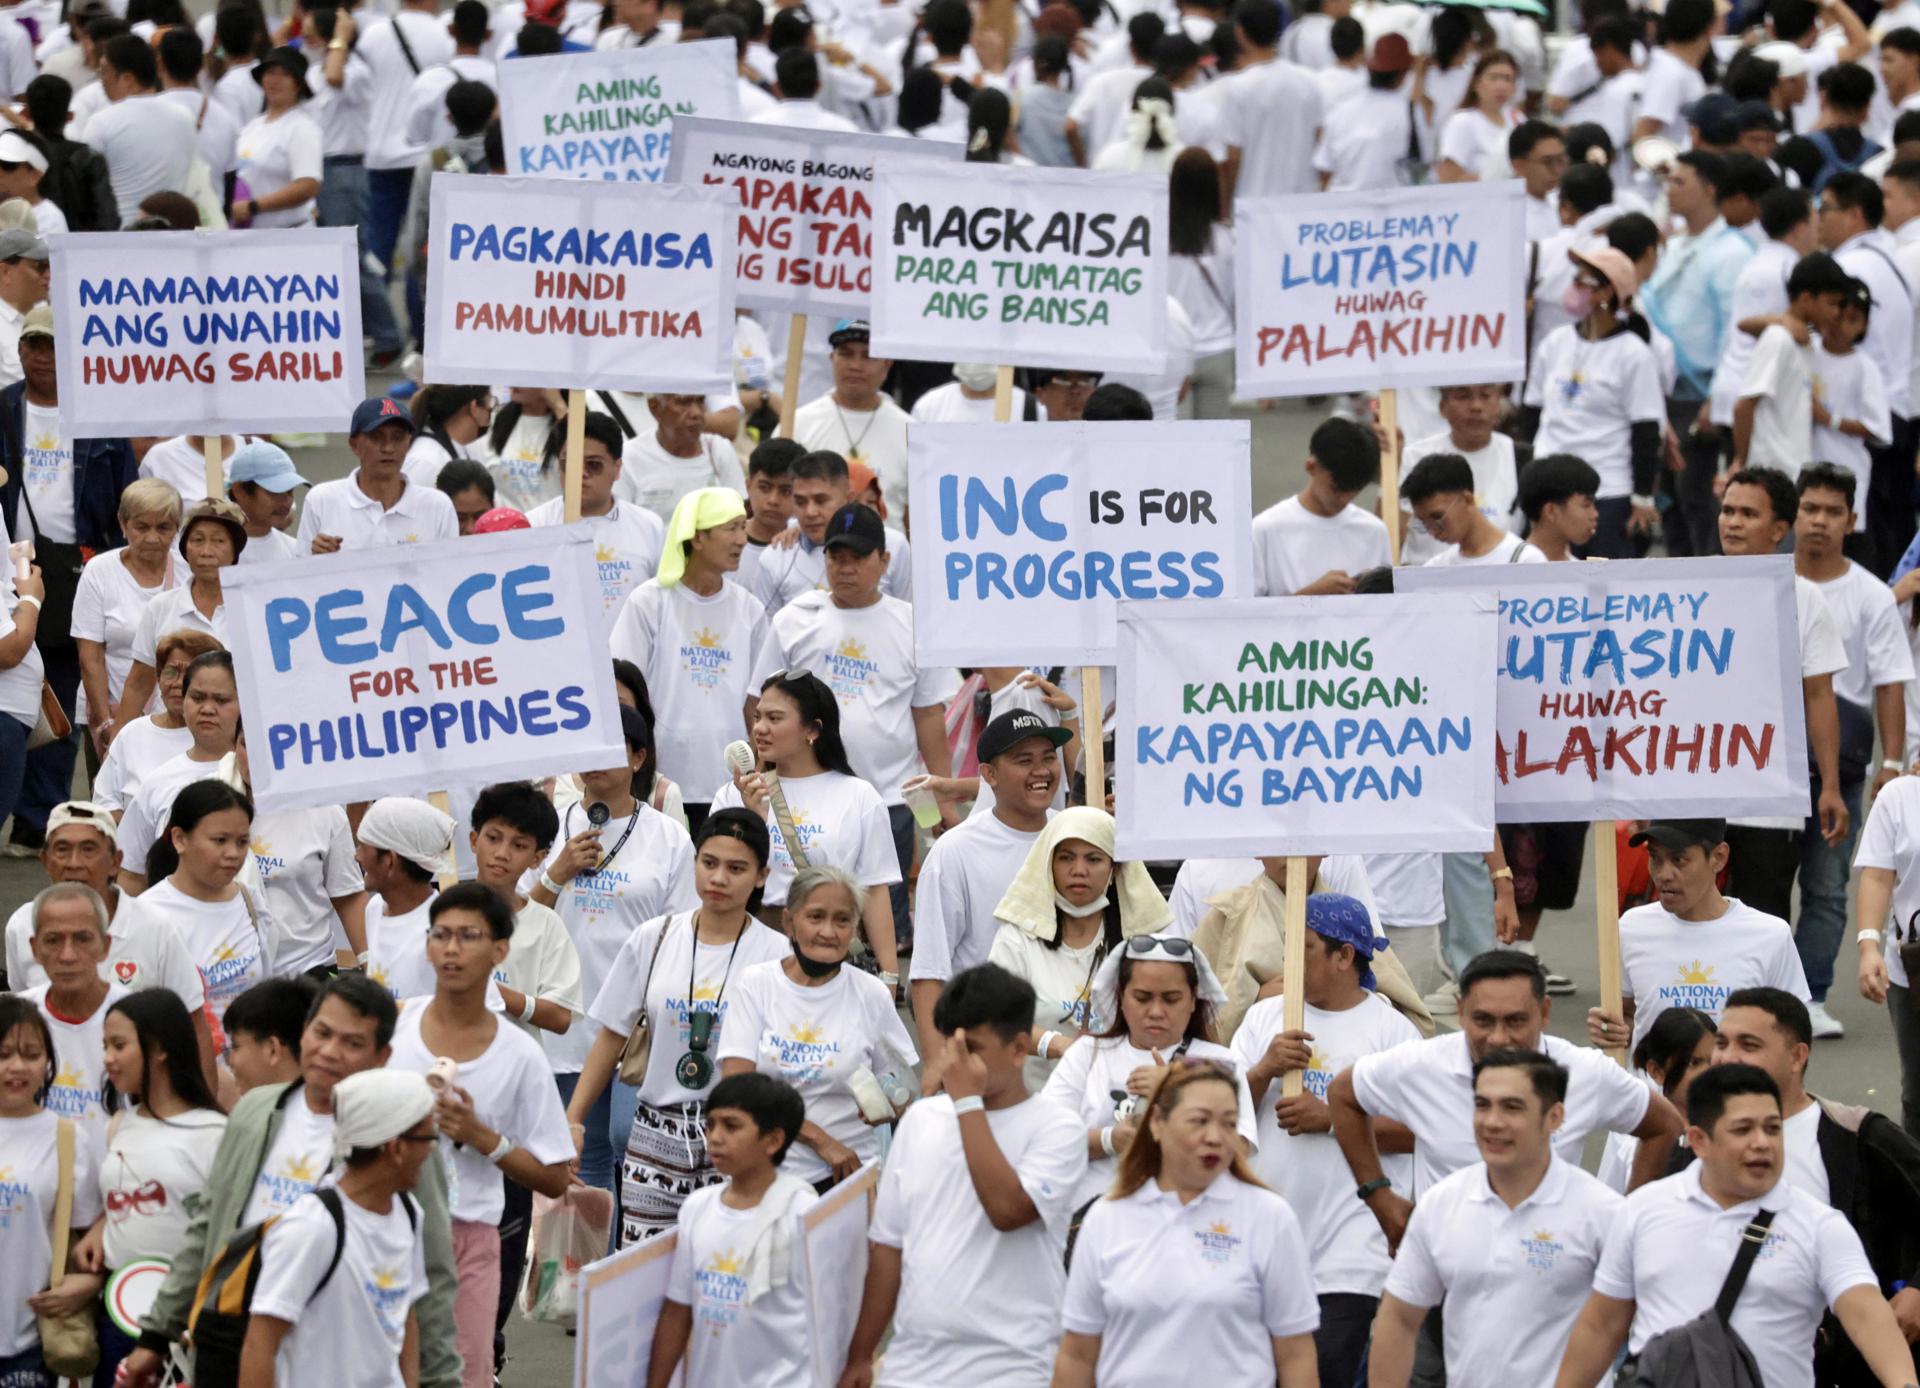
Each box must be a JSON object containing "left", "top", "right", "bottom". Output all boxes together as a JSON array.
[
  {"left": 1055, "top": 891, "right": 1111, "bottom": 918},
  {"left": 952, "top": 362, "right": 998, "bottom": 391}
]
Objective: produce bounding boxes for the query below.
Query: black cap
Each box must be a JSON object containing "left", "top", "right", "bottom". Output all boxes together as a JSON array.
[
  {"left": 978, "top": 708, "right": 1073, "bottom": 763},
  {"left": 822, "top": 503, "right": 886, "bottom": 555},
  {"left": 1627, "top": 819, "right": 1727, "bottom": 852}
]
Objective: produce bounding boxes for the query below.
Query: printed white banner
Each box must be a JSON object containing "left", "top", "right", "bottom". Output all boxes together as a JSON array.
[
  {"left": 666, "top": 117, "right": 963, "bottom": 315},
  {"left": 871, "top": 162, "right": 1167, "bottom": 372},
  {"left": 221, "top": 527, "right": 625, "bottom": 813},
  {"left": 1234, "top": 180, "right": 1527, "bottom": 398},
  {"left": 908, "top": 420, "right": 1254, "bottom": 666},
  {"left": 1397, "top": 556, "right": 1811, "bottom": 821},
  {"left": 574, "top": 1233, "right": 679, "bottom": 1388},
  {"left": 498, "top": 39, "right": 738, "bottom": 183},
  {"left": 1115, "top": 595, "right": 1499, "bottom": 859},
  {"left": 50, "top": 228, "right": 364, "bottom": 436},
  {"left": 424, "top": 174, "right": 735, "bottom": 392}
]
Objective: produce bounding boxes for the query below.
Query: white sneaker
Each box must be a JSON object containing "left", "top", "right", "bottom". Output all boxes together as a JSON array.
[{"left": 1807, "top": 1000, "right": 1845, "bottom": 1040}]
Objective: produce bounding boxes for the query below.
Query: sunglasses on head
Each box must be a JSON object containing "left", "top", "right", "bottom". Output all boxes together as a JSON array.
[{"left": 1124, "top": 936, "right": 1193, "bottom": 959}]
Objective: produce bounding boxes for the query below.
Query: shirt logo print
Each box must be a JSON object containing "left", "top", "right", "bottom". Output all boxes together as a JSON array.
[
  {"left": 1194, "top": 1219, "right": 1241, "bottom": 1266},
  {"left": 1521, "top": 1228, "right": 1564, "bottom": 1271}
]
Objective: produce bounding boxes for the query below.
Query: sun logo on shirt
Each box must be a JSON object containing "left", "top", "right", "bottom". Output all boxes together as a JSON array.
[
  {"left": 401, "top": 533, "right": 420, "bottom": 544},
  {"left": 370, "top": 1266, "right": 402, "bottom": 1291},
  {"left": 706, "top": 1251, "right": 743, "bottom": 1276},
  {"left": 1559, "top": 372, "right": 1585, "bottom": 404},
  {"left": 1678, "top": 960, "right": 1715, "bottom": 985},
  {"left": 836, "top": 637, "right": 866, "bottom": 662},
  {"left": 788, "top": 1022, "right": 825, "bottom": 1045},
  {"left": 690, "top": 982, "right": 721, "bottom": 1002},
  {"left": 1522, "top": 1228, "right": 1564, "bottom": 1270},
  {"left": 250, "top": 838, "right": 273, "bottom": 858},
  {"left": 52, "top": 1064, "right": 85, "bottom": 1090},
  {"left": 694, "top": 627, "right": 722, "bottom": 649},
  {"left": 1306, "top": 1047, "right": 1332, "bottom": 1075},
  {"left": 595, "top": 543, "right": 618, "bottom": 564},
  {"left": 1208, "top": 1220, "right": 1232, "bottom": 1237},
  {"left": 212, "top": 943, "right": 239, "bottom": 964},
  {"left": 29, "top": 431, "right": 57, "bottom": 453},
  {"left": 282, "top": 1154, "right": 320, "bottom": 1183}
]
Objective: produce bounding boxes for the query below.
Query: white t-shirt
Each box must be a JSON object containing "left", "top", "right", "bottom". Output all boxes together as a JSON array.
[
  {"left": 616, "top": 428, "right": 747, "bottom": 524},
  {"left": 99, "top": 1106, "right": 227, "bottom": 1269},
  {"left": 242, "top": 1092, "right": 334, "bottom": 1225},
  {"left": 1741, "top": 324, "right": 1816, "bottom": 478},
  {"left": 539, "top": 802, "right": 699, "bottom": 1071},
  {"left": 987, "top": 925, "right": 1109, "bottom": 1091},
  {"left": 364, "top": 893, "right": 436, "bottom": 1004},
  {"left": 1812, "top": 560, "right": 1913, "bottom": 708},
  {"left": 1361, "top": 852, "right": 1448, "bottom": 928},
  {"left": 90, "top": 716, "right": 192, "bottom": 813},
  {"left": 1313, "top": 87, "right": 1417, "bottom": 193},
  {"left": 0, "top": 1109, "right": 104, "bottom": 1354},
  {"left": 1783, "top": 1099, "right": 1831, "bottom": 1201},
  {"left": 752, "top": 592, "right": 958, "bottom": 807},
  {"left": 1436, "top": 107, "right": 1511, "bottom": 177},
  {"left": 359, "top": 11, "right": 455, "bottom": 169},
  {"left": 1635, "top": 47, "right": 1706, "bottom": 146},
  {"left": 251, "top": 1190, "right": 430, "bottom": 1388},
  {"left": 295, "top": 472, "right": 458, "bottom": 553},
  {"left": 251, "top": 805, "right": 361, "bottom": 976},
  {"left": 1386, "top": 1157, "right": 1624, "bottom": 1388},
  {"left": 525, "top": 499, "right": 664, "bottom": 618},
  {"left": 608, "top": 577, "right": 769, "bottom": 797},
  {"left": 100, "top": 897, "right": 206, "bottom": 1012},
  {"left": 161, "top": 86, "right": 240, "bottom": 178},
  {"left": 910, "top": 813, "right": 1046, "bottom": 984},
  {"left": 1168, "top": 228, "right": 1236, "bottom": 356},
  {"left": 909, "top": 383, "right": 1042, "bottom": 426},
  {"left": 1399, "top": 432, "right": 1521, "bottom": 566},
  {"left": 749, "top": 529, "right": 913, "bottom": 613},
  {"left": 1217, "top": 57, "right": 1326, "bottom": 197},
  {"left": 1618, "top": 896, "right": 1810, "bottom": 1050},
  {"left": 493, "top": 897, "right": 583, "bottom": 1041},
  {"left": 140, "top": 436, "right": 239, "bottom": 502},
  {"left": 69, "top": 548, "right": 188, "bottom": 725},
  {"left": 1251, "top": 496, "right": 1392, "bottom": 595},
  {"left": 1062, "top": 1176, "right": 1320, "bottom": 1388},
  {"left": 238, "top": 526, "right": 300, "bottom": 565},
  {"left": 1041, "top": 1034, "right": 1256, "bottom": 1207},
  {"left": 128, "top": 584, "right": 226, "bottom": 673},
  {"left": 1351, "top": 1031, "right": 1652, "bottom": 1197},
  {"left": 1731, "top": 576, "right": 1846, "bottom": 831},
  {"left": 4, "top": 895, "right": 121, "bottom": 992},
  {"left": 17, "top": 399, "right": 75, "bottom": 542},
  {"left": 708, "top": 769, "right": 900, "bottom": 908},
  {"left": 1232, "top": 992, "right": 1420, "bottom": 1296},
  {"left": 387, "top": 1002, "right": 574, "bottom": 1223},
  {"left": 1524, "top": 326, "right": 1665, "bottom": 499},
  {"left": 122, "top": 880, "right": 268, "bottom": 1032},
  {"left": 482, "top": 420, "right": 561, "bottom": 513},
  {"left": 586, "top": 912, "right": 791, "bottom": 1108},
  {"left": 1810, "top": 346, "right": 1890, "bottom": 517},
  {"left": 1711, "top": 240, "right": 1796, "bottom": 428},
  {"left": 792, "top": 395, "right": 912, "bottom": 523},
  {"left": 1424, "top": 531, "right": 1547, "bottom": 567},
  {"left": 22, "top": 981, "right": 128, "bottom": 1147},
  {"left": 1067, "top": 63, "right": 1154, "bottom": 170},
  {"left": 1165, "top": 855, "right": 1381, "bottom": 937},
  {"left": 714, "top": 959, "right": 918, "bottom": 1186},
  {"left": 82, "top": 92, "right": 198, "bottom": 226},
  {"left": 1852, "top": 774, "right": 1920, "bottom": 988},
  {"left": 235, "top": 108, "right": 324, "bottom": 227},
  {"left": 667, "top": 1181, "right": 819, "bottom": 1388},
  {"left": 1594, "top": 1167, "right": 1875, "bottom": 1388},
  {"left": 870, "top": 1093, "right": 1086, "bottom": 1388}
]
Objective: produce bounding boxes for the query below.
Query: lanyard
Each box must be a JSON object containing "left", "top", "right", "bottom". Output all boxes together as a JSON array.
[
  {"left": 686, "top": 912, "right": 747, "bottom": 1018},
  {"left": 572, "top": 803, "right": 639, "bottom": 876}
]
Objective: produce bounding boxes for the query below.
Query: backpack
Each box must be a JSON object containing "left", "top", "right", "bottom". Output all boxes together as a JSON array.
[
  {"left": 1806, "top": 129, "right": 1881, "bottom": 195},
  {"left": 1629, "top": 1210, "right": 1775, "bottom": 1388},
  {"left": 185, "top": 1186, "right": 419, "bottom": 1388}
]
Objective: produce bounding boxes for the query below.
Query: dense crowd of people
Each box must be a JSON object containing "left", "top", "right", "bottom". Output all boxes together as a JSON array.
[{"left": 5, "top": 0, "right": 1920, "bottom": 1383}]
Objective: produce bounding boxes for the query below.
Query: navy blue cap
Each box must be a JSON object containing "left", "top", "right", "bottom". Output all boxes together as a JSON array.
[{"left": 349, "top": 395, "right": 417, "bottom": 438}]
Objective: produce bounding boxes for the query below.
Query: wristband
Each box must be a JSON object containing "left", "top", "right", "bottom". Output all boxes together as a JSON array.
[
  {"left": 486, "top": 1133, "right": 515, "bottom": 1164},
  {"left": 1885, "top": 759, "right": 1905, "bottom": 773},
  {"left": 16, "top": 595, "right": 39, "bottom": 612},
  {"left": 1038, "top": 1030, "right": 1062, "bottom": 1059},
  {"left": 879, "top": 970, "right": 899, "bottom": 987},
  {"left": 1355, "top": 1176, "right": 1392, "bottom": 1201},
  {"left": 1099, "top": 1125, "right": 1116, "bottom": 1156},
  {"left": 1490, "top": 867, "right": 1514, "bottom": 882},
  {"left": 518, "top": 990, "right": 538, "bottom": 1023},
  {"left": 538, "top": 870, "right": 564, "bottom": 895},
  {"left": 355, "top": 950, "right": 370, "bottom": 966},
  {"left": 1859, "top": 929, "right": 1885, "bottom": 947},
  {"left": 952, "top": 1095, "right": 984, "bottom": 1116},
  {"left": 1630, "top": 493, "right": 1655, "bottom": 509}
]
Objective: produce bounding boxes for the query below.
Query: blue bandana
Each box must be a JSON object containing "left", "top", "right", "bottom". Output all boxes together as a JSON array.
[{"left": 1306, "top": 893, "right": 1390, "bottom": 990}]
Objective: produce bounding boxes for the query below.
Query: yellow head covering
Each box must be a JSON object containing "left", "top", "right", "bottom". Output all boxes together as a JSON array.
[
  {"left": 992, "top": 805, "right": 1172, "bottom": 941},
  {"left": 656, "top": 486, "right": 748, "bottom": 588}
]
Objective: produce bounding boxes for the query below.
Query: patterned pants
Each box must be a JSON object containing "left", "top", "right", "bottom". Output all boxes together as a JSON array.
[{"left": 619, "top": 1098, "right": 721, "bottom": 1247}]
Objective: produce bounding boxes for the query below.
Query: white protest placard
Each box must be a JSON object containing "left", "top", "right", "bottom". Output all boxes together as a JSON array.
[
  {"left": 801, "top": 1164, "right": 877, "bottom": 1388},
  {"left": 1234, "top": 180, "right": 1527, "bottom": 398},
  {"left": 220, "top": 526, "right": 625, "bottom": 814},
  {"left": 50, "top": 228, "right": 364, "bottom": 436},
  {"left": 665, "top": 117, "right": 963, "bottom": 316},
  {"left": 908, "top": 420, "right": 1253, "bottom": 667},
  {"left": 1114, "top": 595, "right": 1498, "bottom": 860},
  {"left": 574, "top": 1233, "right": 679, "bottom": 1388},
  {"left": 424, "top": 174, "right": 735, "bottom": 393},
  {"left": 871, "top": 162, "right": 1167, "bottom": 373},
  {"left": 498, "top": 39, "right": 737, "bottom": 183},
  {"left": 1396, "top": 556, "right": 1810, "bottom": 822}
]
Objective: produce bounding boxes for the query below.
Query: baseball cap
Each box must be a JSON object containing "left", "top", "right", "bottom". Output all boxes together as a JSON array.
[
  {"left": 349, "top": 395, "right": 417, "bottom": 438},
  {"left": 19, "top": 304, "right": 53, "bottom": 341},
  {"left": 473, "top": 507, "right": 530, "bottom": 533},
  {"left": 1627, "top": 819, "right": 1728, "bottom": 852},
  {"left": 226, "top": 440, "right": 311, "bottom": 493},
  {"left": 1735, "top": 99, "right": 1780, "bottom": 134},
  {"left": 977, "top": 708, "right": 1072, "bottom": 763},
  {"left": 827, "top": 317, "right": 870, "bottom": 348},
  {"left": 821, "top": 503, "right": 885, "bottom": 555},
  {"left": 1682, "top": 91, "right": 1739, "bottom": 145},
  {"left": 0, "top": 129, "right": 47, "bottom": 173},
  {"left": 47, "top": 801, "right": 116, "bottom": 845},
  {"left": 1752, "top": 40, "right": 1810, "bottom": 80},
  {"left": 0, "top": 227, "right": 48, "bottom": 263},
  {"left": 524, "top": 0, "right": 568, "bottom": 23},
  {"left": 1368, "top": 32, "right": 1412, "bottom": 74}
]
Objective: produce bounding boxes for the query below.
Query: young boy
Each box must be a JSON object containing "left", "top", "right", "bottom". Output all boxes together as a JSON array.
[
  {"left": 648, "top": 1073, "right": 817, "bottom": 1388},
  {"left": 386, "top": 883, "right": 575, "bottom": 1388},
  {"left": 1733, "top": 250, "right": 1855, "bottom": 476},
  {"left": 841, "top": 963, "right": 1086, "bottom": 1388},
  {"left": 1515, "top": 452, "right": 1602, "bottom": 561},
  {"left": 1252, "top": 417, "right": 1391, "bottom": 596},
  {"left": 1398, "top": 383, "right": 1520, "bottom": 565},
  {"left": 738, "top": 437, "right": 800, "bottom": 594},
  {"left": 356, "top": 797, "right": 454, "bottom": 1002},
  {"left": 1404, "top": 453, "right": 1548, "bottom": 566},
  {"left": 224, "top": 976, "right": 318, "bottom": 1094},
  {"left": 1809, "top": 278, "right": 1890, "bottom": 532},
  {"left": 525, "top": 412, "right": 666, "bottom": 616},
  {"left": 467, "top": 781, "right": 582, "bottom": 1041}
]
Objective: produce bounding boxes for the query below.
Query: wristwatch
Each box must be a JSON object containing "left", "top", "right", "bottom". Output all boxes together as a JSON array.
[{"left": 1355, "top": 1176, "right": 1392, "bottom": 1202}]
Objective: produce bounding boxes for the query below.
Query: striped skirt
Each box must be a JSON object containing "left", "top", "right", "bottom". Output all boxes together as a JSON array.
[{"left": 618, "top": 1097, "right": 720, "bottom": 1247}]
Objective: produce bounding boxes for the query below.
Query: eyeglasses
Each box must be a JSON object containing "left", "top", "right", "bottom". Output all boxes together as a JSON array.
[
  {"left": 1047, "top": 375, "right": 1099, "bottom": 392},
  {"left": 157, "top": 666, "right": 189, "bottom": 685},
  {"left": 397, "top": 1132, "right": 439, "bottom": 1145},
  {"left": 427, "top": 927, "right": 491, "bottom": 947},
  {"left": 1124, "top": 936, "right": 1194, "bottom": 959}
]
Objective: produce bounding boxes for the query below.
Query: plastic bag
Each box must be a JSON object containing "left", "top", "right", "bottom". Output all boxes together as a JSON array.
[{"left": 519, "top": 1186, "right": 614, "bottom": 1327}]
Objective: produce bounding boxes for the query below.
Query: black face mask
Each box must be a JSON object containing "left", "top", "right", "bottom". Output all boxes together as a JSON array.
[{"left": 791, "top": 936, "right": 842, "bottom": 979}]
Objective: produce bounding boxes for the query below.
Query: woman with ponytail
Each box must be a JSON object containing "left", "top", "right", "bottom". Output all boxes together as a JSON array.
[{"left": 403, "top": 385, "right": 494, "bottom": 487}]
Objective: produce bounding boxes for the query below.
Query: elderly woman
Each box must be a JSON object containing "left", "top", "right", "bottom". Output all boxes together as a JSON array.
[
  {"left": 91, "top": 629, "right": 218, "bottom": 815},
  {"left": 987, "top": 806, "right": 1170, "bottom": 1090},
  {"left": 719, "top": 865, "right": 918, "bottom": 1193},
  {"left": 1042, "top": 932, "right": 1257, "bottom": 1210},
  {"left": 71, "top": 478, "right": 183, "bottom": 762},
  {"left": 112, "top": 498, "right": 246, "bottom": 733}
]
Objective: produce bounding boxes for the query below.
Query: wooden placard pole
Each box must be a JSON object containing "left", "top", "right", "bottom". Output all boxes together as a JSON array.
[
  {"left": 1379, "top": 388, "right": 1402, "bottom": 563},
  {"left": 1080, "top": 665, "right": 1104, "bottom": 804},
  {"left": 779, "top": 315, "right": 808, "bottom": 439},
  {"left": 1594, "top": 820, "right": 1625, "bottom": 1065},
  {"left": 563, "top": 388, "right": 586, "bottom": 524},
  {"left": 427, "top": 789, "right": 459, "bottom": 889},
  {"left": 992, "top": 364, "right": 1014, "bottom": 423},
  {"left": 202, "top": 433, "right": 222, "bottom": 502},
  {"left": 1280, "top": 855, "right": 1309, "bottom": 1097}
]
